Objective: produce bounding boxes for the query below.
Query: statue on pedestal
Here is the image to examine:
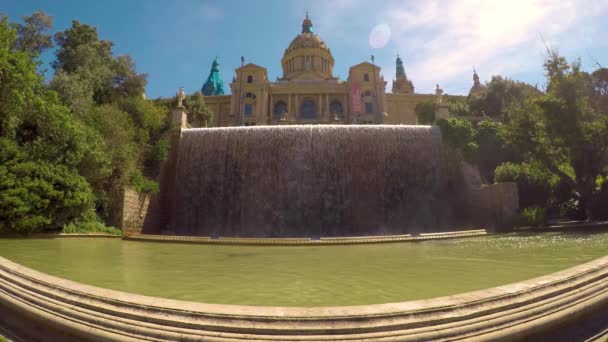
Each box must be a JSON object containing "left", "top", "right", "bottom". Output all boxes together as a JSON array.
[
  {"left": 435, "top": 84, "right": 444, "bottom": 104},
  {"left": 176, "top": 87, "right": 186, "bottom": 108}
]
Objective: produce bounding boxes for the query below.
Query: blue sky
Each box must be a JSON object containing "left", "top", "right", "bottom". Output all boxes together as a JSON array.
[{"left": 2, "top": 0, "right": 608, "bottom": 98}]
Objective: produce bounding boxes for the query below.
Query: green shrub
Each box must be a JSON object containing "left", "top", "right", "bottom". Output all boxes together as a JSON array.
[
  {"left": 590, "top": 180, "right": 608, "bottom": 220},
  {"left": 436, "top": 117, "right": 479, "bottom": 164},
  {"left": 415, "top": 101, "right": 437, "bottom": 124},
  {"left": 130, "top": 170, "right": 159, "bottom": 194},
  {"left": 63, "top": 221, "right": 122, "bottom": 235},
  {"left": 494, "top": 162, "right": 554, "bottom": 209},
  {"left": 522, "top": 206, "right": 547, "bottom": 227},
  {"left": 0, "top": 139, "right": 95, "bottom": 234}
]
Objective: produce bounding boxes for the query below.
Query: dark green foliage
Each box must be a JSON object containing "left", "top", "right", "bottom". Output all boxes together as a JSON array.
[
  {"left": 415, "top": 101, "right": 436, "bottom": 124},
  {"left": 447, "top": 98, "right": 470, "bottom": 117},
  {"left": 468, "top": 76, "right": 542, "bottom": 117},
  {"left": 0, "top": 13, "right": 208, "bottom": 232},
  {"left": 0, "top": 139, "right": 94, "bottom": 233},
  {"left": 63, "top": 222, "right": 122, "bottom": 235},
  {"left": 10, "top": 11, "right": 54, "bottom": 55},
  {"left": 521, "top": 206, "right": 547, "bottom": 227},
  {"left": 495, "top": 162, "right": 554, "bottom": 209},
  {"left": 52, "top": 20, "right": 113, "bottom": 73},
  {"left": 503, "top": 51, "right": 608, "bottom": 219},
  {"left": 436, "top": 118, "right": 479, "bottom": 164},
  {"left": 186, "top": 91, "right": 214, "bottom": 127},
  {"left": 476, "top": 120, "right": 514, "bottom": 182},
  {"left": 51, "top": 20, "right": 147, "bottom": 106},
  {"left": 589, "top": 177, "right": 608, "bottom": 220},
  {"left": 130, "top": 171, "right": 159, "bottom": 194}
]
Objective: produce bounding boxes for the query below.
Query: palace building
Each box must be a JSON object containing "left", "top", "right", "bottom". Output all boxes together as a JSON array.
[{"left": 201, "top": 14, "right": 453, "bottom": 127}]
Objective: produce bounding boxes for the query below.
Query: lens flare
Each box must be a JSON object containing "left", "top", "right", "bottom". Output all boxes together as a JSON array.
[{"left": 369, "top": 24, "right": 391, "bottom": 49}]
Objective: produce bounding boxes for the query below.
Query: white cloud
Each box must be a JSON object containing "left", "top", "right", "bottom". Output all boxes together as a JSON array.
[{"left": 311, "top": 0, "right": 608, "bottom": 94}]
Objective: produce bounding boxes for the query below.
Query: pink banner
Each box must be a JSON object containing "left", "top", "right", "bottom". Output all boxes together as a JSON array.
[{"left": 351, "top": 83, "right": 361, "bottom": 114}]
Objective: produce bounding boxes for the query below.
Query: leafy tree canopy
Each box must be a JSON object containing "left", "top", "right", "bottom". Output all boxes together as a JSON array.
[
  {"left": 10, "top": 11, "right": 54, "bottom": 55},
  {"left": 415, "top": 101, "right": 437, "bottom": 125},
  {"left": 502, "top": 51, "right": 608, "bottom": 218}
]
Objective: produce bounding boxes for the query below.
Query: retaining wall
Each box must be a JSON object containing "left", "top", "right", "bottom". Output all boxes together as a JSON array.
[{"left": 1, "top": 254, "right": 607, "bottom": 341}]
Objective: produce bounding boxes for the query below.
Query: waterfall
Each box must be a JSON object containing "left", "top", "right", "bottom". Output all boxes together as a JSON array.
[{"left": 167, "top": 125, "right": 465, "bottom": 237}]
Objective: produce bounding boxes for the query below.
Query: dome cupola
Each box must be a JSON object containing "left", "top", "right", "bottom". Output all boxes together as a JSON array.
[{"left": 281, "top": 13, "right": 335, "bottom": 81}]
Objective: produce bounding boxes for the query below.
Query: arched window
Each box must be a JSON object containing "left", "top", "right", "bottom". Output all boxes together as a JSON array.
[
  {"left": 247, "top": 75, "right": 253, "bottom": 83},
  {"left": 273, "top": 101, "right": 287, "bottom": 120},
  {"left": 300, "top": 100, "right": 317, "bottom": 119},
  {"left": 330, "top": 101, "right": 343, "bottom": 117},
  {"left": 244, "top": 103, "right": 253, "bottom": 116}
]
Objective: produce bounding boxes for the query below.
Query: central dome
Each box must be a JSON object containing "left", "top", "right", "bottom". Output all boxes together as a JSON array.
[
  {"left": 281, "top": 14, "right": 335, "bottom": 80},
  {"left": 285, "top": 33, "right": 330, "bottom": 54}
]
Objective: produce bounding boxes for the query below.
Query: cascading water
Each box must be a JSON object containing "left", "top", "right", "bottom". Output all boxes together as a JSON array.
[{"left": 166, "top": 125, "right": 466, "bottom": 237}]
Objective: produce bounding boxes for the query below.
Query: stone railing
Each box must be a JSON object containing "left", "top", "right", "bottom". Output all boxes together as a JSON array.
[{"left": 1, "top": 255, "right": 608, "bottom": 341}]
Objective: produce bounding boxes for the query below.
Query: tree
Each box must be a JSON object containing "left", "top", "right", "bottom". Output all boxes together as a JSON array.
[
  {"left": 10, "top": 11, "right": 53, "bottom": 55},
  {"left": 415, "top": 100, "right": 436, "bottom": 124},
  {"left": 0, "top": 17, "right": 96, "bottom": 233},
  {"left": 468, "top": 76, "right": 542, "bottom": 118},
  {"left": 0, "top": 138, "right": 94, "bottom": 233},
  {"left": 51, "top": 20, "right": 147, "bottom": 109},
  {"left": 436, "top": 118, "right": 479, "bottom": 164},
  {"left": 52, "top": 20, "right": 113, "bottom": 73},
  {"left": 590, "top": 68, "right": 608, "bottom": 113},
  {"left": 503, "top": 52, "right": 608, "bottom": 219},
  {"left": 447, "top": 98, "right": 471, "bottom": 117},
  {"left": 475, "top": 120, "right": 514, "bottom": 183},
  {"left": 186, "top": 91, "right": 214, "bottom": 127},
  {"left": 82, "top": 104, "right": 138, "bottom": 221}
]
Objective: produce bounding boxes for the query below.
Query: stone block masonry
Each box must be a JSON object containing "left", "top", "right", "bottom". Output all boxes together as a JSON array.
[{"left": 121, "top": 188, "right": 159, "bottom": 236}]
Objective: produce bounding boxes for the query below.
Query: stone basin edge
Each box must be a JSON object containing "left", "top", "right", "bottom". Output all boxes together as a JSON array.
[{"left": 0, "top": 253, "right": 608, "bottom": 340}]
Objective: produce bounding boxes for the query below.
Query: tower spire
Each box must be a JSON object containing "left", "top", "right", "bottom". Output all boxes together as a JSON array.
[
  {"left": 396, "top": 54, "right": 405, "bottom": 78},
  {"left": 201, "top": 57, "right": 225, "bottom": 95},
  {"left": 302, "top": 12, "right": 313, "bottom": 33}
]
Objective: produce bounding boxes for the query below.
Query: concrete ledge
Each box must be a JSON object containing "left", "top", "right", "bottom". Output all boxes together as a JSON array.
[
  {"left": 1, "top": 253, "right": 608, "bottom": 341},
  {"left": 0, "top": 233, "right": 122, "bottom": 240},
  {"left": 123, "top": 229, "right": 487, "bottom": 246}
]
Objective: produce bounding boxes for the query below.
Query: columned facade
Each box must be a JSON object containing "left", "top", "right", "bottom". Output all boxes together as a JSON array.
[{"left": 203, "top": 15, "right": 457, "bottom": 127}]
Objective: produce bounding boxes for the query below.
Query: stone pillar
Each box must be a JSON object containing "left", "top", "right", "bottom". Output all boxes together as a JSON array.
[
  {"left": 436, "top": 104, "right": 450, "bottom": 120},
  {"left": 171, "top": 108, "right": 188, "bottom": 128},
  {"left": 326, "top": 94, "right": 330, "bottom": 120},
  {"left": 318, "top": 94, "right": 323, "bottom": 119},
  {"left": 343, "top": 93, "right": 348, "bottom": 119},
  {"left": 288, "top": 94, "right": 292, "bottom": 117},
  {"left": 254, "top": 89, "right": 259, "bottom": 122},
  {"left": 270, "top": 94, "right": 274, "bottom": 122},
  {"left": 295, "top": 94, "right": 299, "bottom": 119}
]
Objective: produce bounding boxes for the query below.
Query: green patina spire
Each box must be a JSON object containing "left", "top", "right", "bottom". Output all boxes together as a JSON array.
[
  {"left": 302, "top": 11, "right": 313, "bottom": 33},
  {"left": 201, "top": 57, "right": 225, "bottom": 96},
  {"left": 396, "top": 54, "right": 406, "bottom": 78}
]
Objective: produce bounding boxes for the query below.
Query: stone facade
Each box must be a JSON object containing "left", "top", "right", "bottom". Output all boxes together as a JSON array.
[{"left": 203, "top": 15, "right": 458, "bottom": 127}]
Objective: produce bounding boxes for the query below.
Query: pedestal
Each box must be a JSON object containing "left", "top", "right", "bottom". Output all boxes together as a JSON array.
[{"left": 171, "top": 107, "right": 188, "bottom": 128}]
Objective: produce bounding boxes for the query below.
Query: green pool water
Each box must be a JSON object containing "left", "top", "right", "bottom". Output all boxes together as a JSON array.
[{"left": 1, "top": 232, "right": 607, "bottom": 307}]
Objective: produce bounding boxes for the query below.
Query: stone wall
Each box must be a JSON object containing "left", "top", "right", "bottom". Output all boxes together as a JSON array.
[{"left": 121, "top": 188, "right": 159, "bottom": 236}]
